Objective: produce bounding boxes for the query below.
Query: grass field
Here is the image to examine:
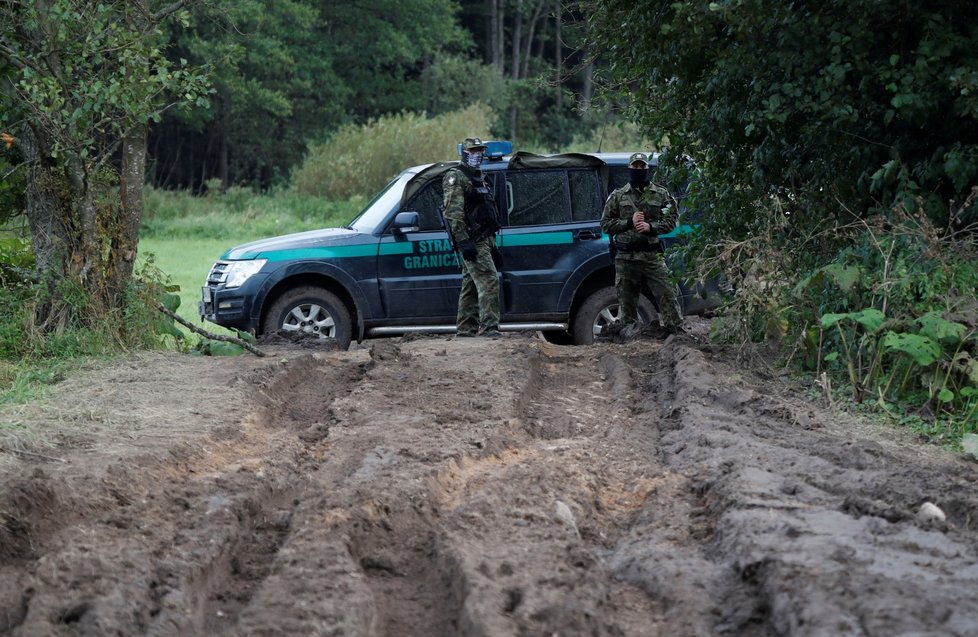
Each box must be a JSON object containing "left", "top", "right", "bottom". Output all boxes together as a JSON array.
[{"left": 139, "top": 237, "right": 255, "bottom": 334}]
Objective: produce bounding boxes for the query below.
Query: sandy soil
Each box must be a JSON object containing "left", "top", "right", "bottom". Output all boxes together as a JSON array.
[{"left": 1, "top": 323, "right": 977, "bottom": 636}]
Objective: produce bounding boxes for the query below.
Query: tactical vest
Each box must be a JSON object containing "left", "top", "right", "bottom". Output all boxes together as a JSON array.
[{"left": 460, "top": 170, "right": 500, "bottom": 242}]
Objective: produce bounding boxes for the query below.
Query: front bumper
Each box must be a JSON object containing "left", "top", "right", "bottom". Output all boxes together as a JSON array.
[{"left": 199, "top": 284, "right": 258, "bottom": 332}]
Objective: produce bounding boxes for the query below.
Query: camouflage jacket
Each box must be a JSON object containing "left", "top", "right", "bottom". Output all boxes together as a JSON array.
[
  {"left": 442, "top": 164, "right": 486, "bottom": 244},
  {"left": 600, "top": 182, "right": 676, "bottom": 248}
]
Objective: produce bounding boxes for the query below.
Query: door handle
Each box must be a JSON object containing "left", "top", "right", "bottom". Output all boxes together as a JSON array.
[{"left": 576, "top": 229, "right": 601, "bottom": 240}]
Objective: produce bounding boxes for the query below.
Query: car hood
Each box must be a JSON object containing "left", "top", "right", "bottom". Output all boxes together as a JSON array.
[{"left": 221, "top": 227, "right": 373, "bottom": 261}]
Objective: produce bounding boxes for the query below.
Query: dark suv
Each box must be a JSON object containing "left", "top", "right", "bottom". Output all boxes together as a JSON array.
[{"left": 199, "top": 147, "right": 716, "bottom": 348}]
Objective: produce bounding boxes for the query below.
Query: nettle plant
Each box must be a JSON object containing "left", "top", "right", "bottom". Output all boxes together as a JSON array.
[{"left": 796, "top": 208, "right": 978, "bottom": 430}]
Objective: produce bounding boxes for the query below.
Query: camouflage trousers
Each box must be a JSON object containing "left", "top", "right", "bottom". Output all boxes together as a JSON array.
[
  {"left": 614, "top": 252, "right": 682, "bottom": 330},
  {"left": 457, "top": 237, "right": 500, "bottom": 336}
]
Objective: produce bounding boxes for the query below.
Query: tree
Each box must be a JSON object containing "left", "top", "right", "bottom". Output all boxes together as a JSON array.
[
  {"left": 584, "top": 1, "right": 978, "bottom": 236},
  {"left": 458, "top": 0, "right": 604, "bottom": 147},
  {"left": 153, "top": 0, "right": 346, "bottom": 191},
  {"left": 0, "top": 0, "right": 209, "bottom": 332},
  {"left": 152, "top": 0, "right": 465, "bottom": 191}
]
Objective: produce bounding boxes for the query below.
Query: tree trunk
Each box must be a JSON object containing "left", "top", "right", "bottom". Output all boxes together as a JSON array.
[
  {"left": 490, "top": 0, "right": 502, "bottom": 72},
  {"left": 219, "top": 98, "right": 229, "bottom": 192},
  {"left": 580, "top": 60, "right": 594, "bottom": 112},
  {"left": 511, "top": 0, "right": 523, "bottom": 81},
  {"left": 22, "top": 127, "right": 96, "bottom": 331},
  {"left": 509, "top": 0, "right": 524, "bottom": 138},
  {"left": 108, "top": 124, "right": 146, "bottom": 304},
  {"left": 555, "top": 0, "right": 563, "bottom": 109},
  {"left": 22, "top": 128, "right": 66, "bottom": 286},
  {"left": 520, "top": 0, "right": 546, "bottom": 80}
]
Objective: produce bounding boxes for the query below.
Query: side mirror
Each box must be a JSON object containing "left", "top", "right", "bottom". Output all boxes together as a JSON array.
[{"left": 392, "top": 211, "right": 420, "bottom": 235}]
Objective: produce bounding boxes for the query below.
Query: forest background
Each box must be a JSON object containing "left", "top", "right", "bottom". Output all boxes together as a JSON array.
[{"left": 2, "top": 0, "right": 978, "bottom": 443}]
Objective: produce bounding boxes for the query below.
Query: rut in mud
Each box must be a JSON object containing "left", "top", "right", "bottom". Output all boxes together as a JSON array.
[{"left": 1, "top": 334, "right": 978, "bottom": 636}]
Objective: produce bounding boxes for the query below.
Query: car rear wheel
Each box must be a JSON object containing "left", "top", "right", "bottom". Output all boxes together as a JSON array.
[
  {"left": 264, "top": 286, "right": 352, "bottom": 349},
  {"left": 571, "top": 286, "right": 657, "bottom": 345}
]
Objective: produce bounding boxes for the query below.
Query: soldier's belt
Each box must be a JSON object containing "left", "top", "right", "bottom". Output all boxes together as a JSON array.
[{"left": 614, "top": 240, "right": 662, "bottom": 253}]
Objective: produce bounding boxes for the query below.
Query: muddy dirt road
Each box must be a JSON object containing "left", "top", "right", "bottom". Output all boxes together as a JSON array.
[{"left": 2, "top": 330, "right": 978, "bottom": 636}]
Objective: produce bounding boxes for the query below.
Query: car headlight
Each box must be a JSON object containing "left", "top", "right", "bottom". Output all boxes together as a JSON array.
[{"left": 224, "top": 259, "right": 267, "bottom": 288}]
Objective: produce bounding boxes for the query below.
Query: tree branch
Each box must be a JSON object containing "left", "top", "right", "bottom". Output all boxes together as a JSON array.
[
  {"left": 157, "top": 303, "right": 266, "bottom": 357},
  {"left": 153, "top": 0, "right": 192, "bottom": 21}
]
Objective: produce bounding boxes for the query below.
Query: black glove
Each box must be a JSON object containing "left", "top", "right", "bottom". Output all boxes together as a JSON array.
[
  {"left": 459, "top": 239, "right": 478, "bottom": 262},
  {"left": 490, "top": 245, "right": 503, "bottom": 270}
]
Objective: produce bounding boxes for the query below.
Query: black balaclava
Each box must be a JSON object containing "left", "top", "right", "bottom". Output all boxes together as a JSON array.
[{"left": 629, "top": 167, "right": 651, "bottom": 189}]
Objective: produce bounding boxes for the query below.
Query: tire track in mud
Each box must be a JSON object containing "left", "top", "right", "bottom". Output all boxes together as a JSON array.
[
  {"left": 508, "top": 343, "right": 741, "bottom": 636},
  {"left": 429, "top": 342, "right": 674, "bottom": 636},
  {"left": 6, "top": 336, "right": 978, "bottom": 636},
  {"left": 637, "top": 340, "right": 978, "bottom": 636},
  {"left": 225, "top": 340, "right": 478, "bottom": 637},
  {"left": 0, "top": 353, "right": 369, "bottom": 636}
]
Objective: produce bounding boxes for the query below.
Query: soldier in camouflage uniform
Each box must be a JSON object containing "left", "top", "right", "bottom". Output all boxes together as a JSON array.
[
  {"left": 442, "top": 137, "right": 502, "bottom": 337},
  {"left": 600, "top": 152, "right": 683, "bottom": 336}
]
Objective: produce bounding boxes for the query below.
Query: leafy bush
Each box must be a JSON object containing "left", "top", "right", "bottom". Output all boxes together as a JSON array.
[
  {"left": 705, "top": 194, "right": 978, "bottom": 437},
  {"left": 0, "top": 248, "right": 189, "bottom": 402},
  {"left": 291, "top": 104, "right": 494, "bottom": 199},
  {"left": 0, "top": 157, "right": 25, "bottom": 226},
  {"left": 0, "top": 235, "right": 33, "bottom": 287}
]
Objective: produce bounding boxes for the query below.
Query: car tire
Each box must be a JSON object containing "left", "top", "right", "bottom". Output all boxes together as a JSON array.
[
  {"left": 571, "top": 286, "right": 657, "bottom": 345},
  {"left": 264, "top": 286, "right": 352, "bottom": 349}
]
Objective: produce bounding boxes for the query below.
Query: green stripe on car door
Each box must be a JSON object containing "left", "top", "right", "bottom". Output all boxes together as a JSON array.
[
  {"left": 233, "top": 242, "right": 414, "bottom": 261},
  {"left": 503, "top": 231, "right": 574, "bottom": 247}
]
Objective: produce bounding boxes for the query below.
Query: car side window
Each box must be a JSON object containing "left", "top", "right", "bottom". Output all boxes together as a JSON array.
[
  {"left": 402, "top": 182, "right": 446, "bottom": 232},
  {"left": 568, "top": 169, "right": 601, "bottom": 221},
  {"left": 401, "top": 173, "right": 504, "bottom": 232},
  {"left": 608, "top": 167, "right": 630, "bottom": 194},
  {"left": 504, "top": 170, "right": 571, "bottom": 227}
]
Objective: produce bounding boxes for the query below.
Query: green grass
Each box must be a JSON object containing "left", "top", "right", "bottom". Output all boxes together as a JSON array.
[{"left": 139, "top": 237, "right": 248, "bottom": 332}]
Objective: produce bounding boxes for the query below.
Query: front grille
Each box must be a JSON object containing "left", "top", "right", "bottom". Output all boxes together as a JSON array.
[{"left": 206, "top": 261, "right": 230, "bottom": 285}]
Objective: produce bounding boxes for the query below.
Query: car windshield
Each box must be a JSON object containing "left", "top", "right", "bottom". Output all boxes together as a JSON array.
[{"left": 347, "top": 172, "right": 413, "bottom": 233}]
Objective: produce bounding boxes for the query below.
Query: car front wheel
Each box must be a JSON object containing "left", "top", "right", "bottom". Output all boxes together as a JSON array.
[
  {"left": 571, "top": 286, "right": 657, "bottom": 345},
  {"left": 264, "top": 286, "right": 352, "bottom": 349}
]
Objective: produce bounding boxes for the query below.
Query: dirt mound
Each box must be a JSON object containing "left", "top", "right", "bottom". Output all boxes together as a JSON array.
[{"left": 1, "top": 335, "right": 977, "bottom": 635}]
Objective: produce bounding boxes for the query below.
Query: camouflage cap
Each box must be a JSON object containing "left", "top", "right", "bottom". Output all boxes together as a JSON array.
[
  {"left": 628, "top": 152, "right": 649, "bottom": 167},
  {"left": 462, "top": 137, "right": 488, "bottom": 151}
]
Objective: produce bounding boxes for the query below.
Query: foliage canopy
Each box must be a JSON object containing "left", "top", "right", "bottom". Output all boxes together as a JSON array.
[{"left": 585, "top": 0, "right": 978, "bottom": 235}]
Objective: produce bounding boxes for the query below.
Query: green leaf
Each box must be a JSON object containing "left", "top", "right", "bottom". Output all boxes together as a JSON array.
[
  {"left": 158, "top": 319, "right": 184, "bottom": 339},
  {"left": 161, "top": 292, "right": 181, "bottom": 312},
  {"left": 824, "top": 351, "right": 839, "bottom": 362},
  {"left": 851, "top": 308, "right": 886, "bottom": 334},
  {"left": 820, "top": 312, "right": 848, "bottom": 329},
  {"left": 818, "top": 308, "right": 884, "bottom": 333},
  {"left": 917, "top": 312, "right": 966, "bottom": 346},
  {"left": 205, "top": 340, "right": 245, "bottom": 356},
  {"left": 823, "top": 264, "right": 862, "bottom": 291},
  {"left": 960, "top": 387, "right": 978, "bottom": 398},
  {"left": 938, "top": 388, "right": 954, "bottom": 403},
  {"left": 881, "top": 331, "right": 941, "bottom": 367}
]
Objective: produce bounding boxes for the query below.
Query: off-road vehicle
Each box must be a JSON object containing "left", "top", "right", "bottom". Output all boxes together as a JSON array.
[{"left": 200, "top": 143, "right": 716, "bottom": 348}]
